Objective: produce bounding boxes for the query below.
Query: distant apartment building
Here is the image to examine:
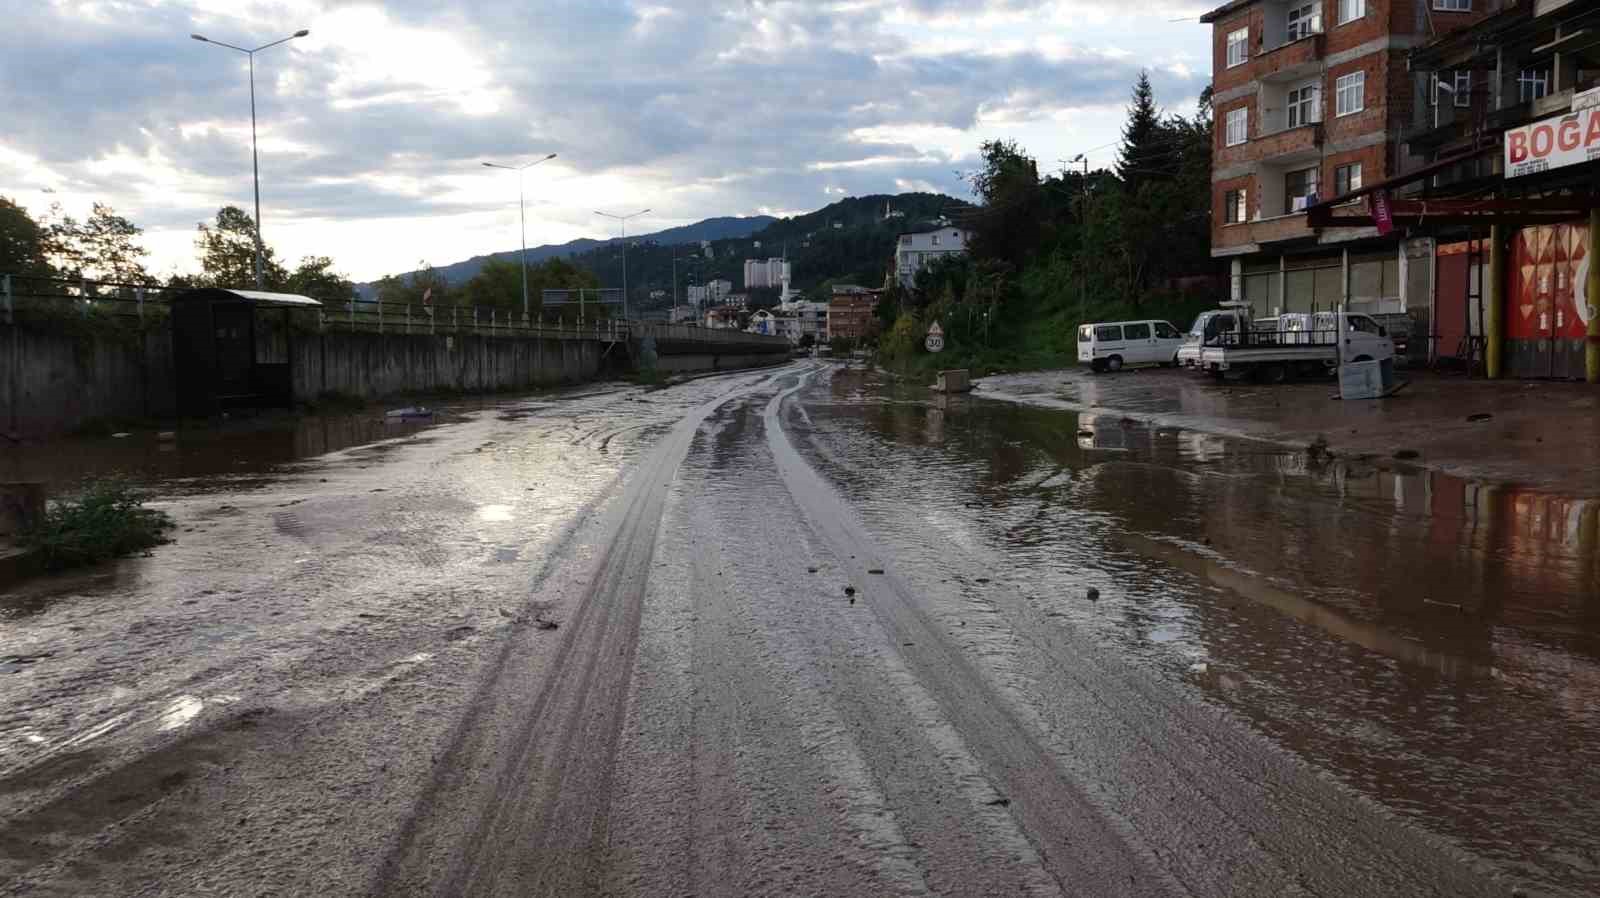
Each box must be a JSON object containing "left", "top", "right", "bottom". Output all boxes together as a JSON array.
[
  {"left": 828, "top": 290, "right": 881, "bottom": 341},
  {"left": 685, "top": 278, "right": 733, "bottom": 307},
  {"left": 743, "top": 257, "right": 791, "bottom": 289},
  {"left": 1201, "top": 0, "right": 1496, "bottom": 319},
  {"left": 895, "top": 228, "right": 971, "bottom": 287},
  {"left": 777, "top": 299, "right": 829, "bottom": 343}
]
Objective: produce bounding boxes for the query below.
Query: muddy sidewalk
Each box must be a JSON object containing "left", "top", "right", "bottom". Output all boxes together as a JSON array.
[{"left": 979, "top": 367, "right": 1600, "bottom": 494}]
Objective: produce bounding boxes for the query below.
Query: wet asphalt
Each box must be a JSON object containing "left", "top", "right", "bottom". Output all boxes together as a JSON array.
[{"left": 1, "top": 363, "right": 1597, "bottom": 896}]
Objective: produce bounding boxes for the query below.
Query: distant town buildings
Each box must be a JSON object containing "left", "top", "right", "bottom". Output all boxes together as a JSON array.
[
  {"left": 704, "top": 305, "right": 741, "bottom": 329},
  {"left": 828, "top": 288, "right": 882, "bottom": 341},
  {"left": 743, "top": 257, "right": 791, "bottom": 290},
  {"left": 777, "top": 299, "right": 829, "bottom": 344},
  {"left": 685, "top": 278, "right": 733, "bottom": 307},
  {"left": 700, "top": 240, "right": 714, "bottom": 259},
  {"left": 895, "top": 228, "right": 971, "bottom": 288}
]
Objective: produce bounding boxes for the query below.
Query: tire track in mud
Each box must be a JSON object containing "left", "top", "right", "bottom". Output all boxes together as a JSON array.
[
  {"left": 368, "top": 367, "right": 795, "bottom": 898},
  {"left": 762, "top": 369, "right": 1173, "bottom": 898}
]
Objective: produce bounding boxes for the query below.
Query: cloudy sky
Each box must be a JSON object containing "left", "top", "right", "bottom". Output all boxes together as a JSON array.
[{"left": 4, "top": 0, "right": 1211, "bottom": 282}]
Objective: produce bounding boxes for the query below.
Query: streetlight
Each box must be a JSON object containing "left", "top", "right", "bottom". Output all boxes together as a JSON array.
[
  {"left": 191, "top": 28, "right": 309, "bottom": 289},
  {"left": 594, "top": 208, "right": 650, "bottom": 320},
  {"left": 482, "top": 153, "right": 558, "bottom": 320}
]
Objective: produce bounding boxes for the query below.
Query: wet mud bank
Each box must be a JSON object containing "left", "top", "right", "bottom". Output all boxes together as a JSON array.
[{"left": 978, "top": 367, "right": 1600, "bottom": 495}]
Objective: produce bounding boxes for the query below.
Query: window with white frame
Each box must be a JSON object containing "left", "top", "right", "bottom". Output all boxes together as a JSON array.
[
  {"left": 1287, "top": 83, "right": 1319, "bottom": 128},
  {"left": 1225, "top": 188, "right": 1248, "bottom": 224},
  {"left": 1286, "top": 3, "right": 1320, "bottom": 42},
  {"left": 1285, "top": 166, "right": 1320, "bottom": 214},
  {"left": 1226, "top": 107, "right": 1248, "bottom": 146},
  {"left": 1518, "top": 67, "right": 1550, "bottom": 103},
  {"left": 1450, "top": 70, "right": 1471, "bottom": 107},
  {"left": 1334, "top": 162, "right": 1362, "bottom": 196},
  {"left": 1433, "top": 0, "right": 1469, "bottom": 10},
  {"left": 1338, "top": 0, "right": 1365, "bottom": 24},
  {"left": 1227, "top": 28, "right": 1248, "bottom": 67},
  {"left": 1335, "top": 71, "right": 1365, "bottom": 116}
]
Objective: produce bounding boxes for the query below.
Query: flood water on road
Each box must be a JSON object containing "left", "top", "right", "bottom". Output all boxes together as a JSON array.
[{"left": 795, "top": 366, "right": 1600, "bottom": 897}]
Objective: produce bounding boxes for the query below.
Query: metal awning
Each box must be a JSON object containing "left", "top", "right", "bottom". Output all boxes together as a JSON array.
[{"left": 169, "top": 287, "right": 323, "bottom": 308}]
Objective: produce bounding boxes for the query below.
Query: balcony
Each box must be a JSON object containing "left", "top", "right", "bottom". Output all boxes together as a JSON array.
[
  {"left": 1255, "top": 32, "right": 1323, "bottom": 83},
  {"left": 1252, "top": 122, "right": 1323, "bottom": 164}
]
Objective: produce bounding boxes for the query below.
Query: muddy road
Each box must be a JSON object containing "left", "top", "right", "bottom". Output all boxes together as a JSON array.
[{"left": 2, "top": 364, "right": 1597, "bottom": 896}]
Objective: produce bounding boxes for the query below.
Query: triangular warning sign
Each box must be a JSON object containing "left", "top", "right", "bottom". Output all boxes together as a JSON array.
[{"left": 927, "top": 321, "right": 943, "bottom": 336}]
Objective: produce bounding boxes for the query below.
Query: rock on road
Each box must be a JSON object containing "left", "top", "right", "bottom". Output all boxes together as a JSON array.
[{"left": 0, "top": 364, "right": 1523, "bottom": 896}]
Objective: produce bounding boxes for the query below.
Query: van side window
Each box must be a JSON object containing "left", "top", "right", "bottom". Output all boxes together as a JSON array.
[
  {"left": 1349, "top": 315, "right": 1380, "bottom": 334},
  {"left": 1095, "top": 325, "right": 1123, "bottom": 341},
  {"left": 1124, "top": 323, "right": 1151, "bottom": 339},
  {"left": 1155, "top": 322, "right": 1179, "bottom": 338}
]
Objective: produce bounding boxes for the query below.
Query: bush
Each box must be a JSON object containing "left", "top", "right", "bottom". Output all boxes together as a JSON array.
[{"left": 21, "top": 481, "right": 175, "bottom": 572}]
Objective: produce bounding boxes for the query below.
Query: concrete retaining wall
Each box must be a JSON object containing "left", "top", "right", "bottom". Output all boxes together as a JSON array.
[
  {"left": 3, "top": 322, "right": 790, "bottom": 438},
  {"left": 2, "top": 325, "right": 608, "bottom": 438}
]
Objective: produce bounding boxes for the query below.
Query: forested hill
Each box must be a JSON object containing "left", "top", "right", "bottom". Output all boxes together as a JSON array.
[
  {"left": 358, "top": 215, "right": 775, "bottom": 298},
  {"left": 564, "top": 192, "right": 971, "bottom": 309}
]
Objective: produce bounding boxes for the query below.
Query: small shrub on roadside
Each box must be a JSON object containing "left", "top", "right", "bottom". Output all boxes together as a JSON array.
[{"left": 20, "top": 481, "right": 175, "bottom": 572}]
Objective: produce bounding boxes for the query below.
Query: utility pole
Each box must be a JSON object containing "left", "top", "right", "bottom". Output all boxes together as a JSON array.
[{"left": 1070, "top": 154, "right": 1089, "bottom": 326}]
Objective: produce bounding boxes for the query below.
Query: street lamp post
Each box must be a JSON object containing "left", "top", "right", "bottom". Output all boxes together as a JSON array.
[
  {"left": 595, "top": 209, "right": 650, "bottom": 320},
  {"left": 483, "top": 154, "right": 558, "bottom": 320},
  {"left": 191, "top": 28, "right": 309, "bottom": 289}
]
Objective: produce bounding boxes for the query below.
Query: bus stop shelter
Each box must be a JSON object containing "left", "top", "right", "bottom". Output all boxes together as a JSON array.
[{"left": 169, "top": 288, "right": 321, "bottom": 417}]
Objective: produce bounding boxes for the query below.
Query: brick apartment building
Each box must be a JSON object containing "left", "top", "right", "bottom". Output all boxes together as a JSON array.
[
  {"left": 827, "top": 291, "right": 880, "bottom": 342},
  {"left": 1201, "top": 0, "right": 1499, "bottom": 324}
]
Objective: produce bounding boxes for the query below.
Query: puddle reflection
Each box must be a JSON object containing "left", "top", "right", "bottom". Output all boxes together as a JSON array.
[{"left": 801, "top": 365, "right": 1600, "bottom": 896}]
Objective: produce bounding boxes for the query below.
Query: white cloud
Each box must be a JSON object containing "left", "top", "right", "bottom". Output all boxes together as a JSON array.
[{"left": 3, "top": 0, "right": 1210, "bottom": 281}]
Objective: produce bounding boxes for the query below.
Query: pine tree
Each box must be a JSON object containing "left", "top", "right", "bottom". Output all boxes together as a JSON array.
[{"left": 1117, "top": 70, "right": 1164, "bottom": 196}]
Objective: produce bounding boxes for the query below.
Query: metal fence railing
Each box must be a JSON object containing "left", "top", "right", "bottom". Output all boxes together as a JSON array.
[{"left": 0, "top": 273, "right": 630, "bottom": 341}]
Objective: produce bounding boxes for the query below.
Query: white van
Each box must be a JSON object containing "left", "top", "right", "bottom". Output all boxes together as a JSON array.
[{"left": 1077, "top": 319, "right": 1184, "bottom": 372}]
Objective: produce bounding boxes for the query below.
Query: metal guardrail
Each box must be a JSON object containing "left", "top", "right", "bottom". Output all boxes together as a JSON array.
[{"left": 0, "top": 273, "right": 630, "bottom": 340}]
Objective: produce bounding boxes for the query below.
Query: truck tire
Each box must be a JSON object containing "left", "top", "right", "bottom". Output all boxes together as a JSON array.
[
  {"left": 1258, "top": 363, "right": 1288, "bottom": 384},
  {"left": 1107, "top": 355, "right": 1124, "bottom": 372}
]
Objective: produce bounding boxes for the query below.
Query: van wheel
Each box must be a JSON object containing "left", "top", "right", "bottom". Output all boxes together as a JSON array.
[{"left": 1106, "top": 355, "right": 1124, "bottom": 372}]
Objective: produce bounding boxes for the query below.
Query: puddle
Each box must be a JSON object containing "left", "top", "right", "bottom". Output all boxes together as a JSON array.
[{"left": 797, "top": 365, "right": 1600, "bottom": 896}]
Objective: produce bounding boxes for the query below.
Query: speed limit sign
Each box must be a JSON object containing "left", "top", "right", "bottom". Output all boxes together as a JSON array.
[{"left": 925, "top": 321, "right": 945, "bottom": 353}]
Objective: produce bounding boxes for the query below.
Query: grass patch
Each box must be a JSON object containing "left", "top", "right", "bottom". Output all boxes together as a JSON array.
[{"left": 21, "top": 481, "right": 175, "bottom": 572}]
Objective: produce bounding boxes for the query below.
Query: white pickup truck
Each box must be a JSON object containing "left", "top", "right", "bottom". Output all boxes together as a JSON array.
[{"left": 1180, "top": 307, "right": 1395, "bottom": 382}]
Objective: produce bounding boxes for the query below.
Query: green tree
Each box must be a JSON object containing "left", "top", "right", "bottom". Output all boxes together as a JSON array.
[
  {"left": 1117, "top": 70, "right": 1165, "bottom": 196},
  {"left": 196, "top": 206, "right": 287, "bottom": 289},
  {"left": 964, "top": 139, "right": 1043, "bottom": 269},
  {"left": 0, "top": 197, "right": 53, "bottom": 278},
  {"left": 285, "top": 256, "right": 356, "bottom": 303},
  {"left": 461, "top": 257, "right": 523, "bottom": 311},
  {"left": 42, "top": 202, "right": 152, "bottom": 283}
]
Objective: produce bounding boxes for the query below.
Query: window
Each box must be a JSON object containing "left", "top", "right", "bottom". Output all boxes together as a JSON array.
[
  {"left": 1433, "top": 0, "right": 1470, "bottom": 10},
  {"left": 1078, "top": 325, "right": 1093, "bottom": 343},
  {"left": 1435, "top": 69, "right": 1472, "bottom": 107},
  {"left": 1287, "top": 83, "right": 1319, "bottom": 127},
  {"left": 1519, "top": 67, "right": 1550, "bottom": 103},
  {"left": 1125, "top": 323, "right": 1152, "bottom": 340},
  {"left": 1155, "top": 322, "right": 1180, "bottom": 339},
  {"left": 1095, "top": 326, "right": 1124, "bottom": 342},
  {"left": 1286, "top": 3, "right": 1319, "bottom": 43},
  {"left": 1285, "top": 166, "right": 1320, "bottom": 214},
  {"left": 1335, "top": 71, "right": 1365, "bottom": 116},
  {"left": 1224, "top": 188, "right": 1248, "bottom": 223},
  {"left": 1348, "top": 315, "right": 1380, "bottom": 334},
  {"left": 1226, "top": 107, "right": 1248, "bottom": 146},
  {"left": 931, "top": 234, "right": 940, "bottom": 246},
  {"left": 1338, "top": 0, "right": 1364, "bottom": 24},
  {"left": 1227, "top": 28, "right": 1249, "bottom": 67},
  {"left": 1334, "top": 162, "right": 1362, "bottom": 196}
]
